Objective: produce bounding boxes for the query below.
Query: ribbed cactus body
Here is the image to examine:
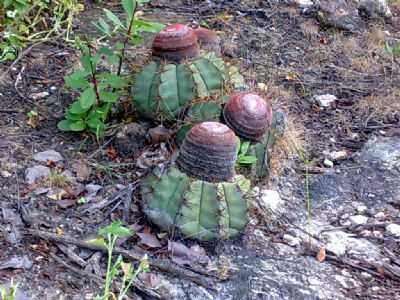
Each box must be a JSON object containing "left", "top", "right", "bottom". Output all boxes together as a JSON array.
[
  {"left": 248, "top": 110, "right": 286, "bottom": 179},
  {"left": 132, "top": 52, "right": 245, "bottom": 121},
  {"left": 141, "top": 166, "right": 249, "bottom": 241}
]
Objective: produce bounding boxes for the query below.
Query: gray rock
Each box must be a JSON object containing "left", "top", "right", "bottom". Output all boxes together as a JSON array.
[
  {"left": 386, "top": 224, "right": 400, "bottom": 237},
  {"left": 33, "top": 150, "right": 64, "bottom": 162},
  {"left": 359, "top": 0, "right": 392, "bottom": 19},
  {"left": 318, "top": 0, "right": 362, "bottom": 32},
  {"left": 25, "top": 165, "right": 51, "bottom": 184},
  {"left": 349, "top": 215, "right": 368, "bottom": 225}
]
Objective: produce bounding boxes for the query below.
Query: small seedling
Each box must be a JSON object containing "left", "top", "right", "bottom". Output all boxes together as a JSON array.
[
  {"left": 77, "top": 196, "right": 87, "bottom": 205},
  {"left": 26, "top": 110, "right": 39, "bottom": 128},
  {"left": 94, "top": 220, "right": 149, "bottom": 300},
  {"left": 0, "top": 279, "right": 18, "bottom": 300}
]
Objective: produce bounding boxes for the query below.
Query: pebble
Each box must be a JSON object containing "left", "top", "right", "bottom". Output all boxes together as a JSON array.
[
  {"left": 329, "top": 150, "right": 348, "bottom": 161},
  {"left": 323, "top": 159, "right": 334, "bottom": 168},
  {"left": 374, "top": 212, "right": 385, "bottom": 220},
  {"left": 283, "top": 234, "right": 301, "bottom": 247},
  {"left": 356, "top": 205, "right": 368, "bottom": 214},
  {"left": 312, "top": 94, "right": 337, "bottom": 108},
  {"left": 349, "top": 215, "right": 368, "bottom": 225},
  {"left": 386, "top": 224, "right": 400, "bottom": 237},
  {"left": 260, "top": 190, "right": 284, "bottom": 214},
  {"left": 25, "top": 165, "right": 51, "bottom": 184},
  {"left": 0, "top": 170, "right": 12, "bottom": 178},
  {"left": 33, "top": 150, "right": 64, "bottom": 162},
  {"left": 30, "top": 91, "right": 49, "bottom": 100}
]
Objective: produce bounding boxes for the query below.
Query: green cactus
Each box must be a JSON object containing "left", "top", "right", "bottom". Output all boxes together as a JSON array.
[
  {"left": 141, "top": 167, "right": 250, "bottom": 241},
  {"left": 132, "top": 52, "right": 245, "bottom": 121},
  {"left": 247, "top": 110, "right": 286, "bottom": 179}
]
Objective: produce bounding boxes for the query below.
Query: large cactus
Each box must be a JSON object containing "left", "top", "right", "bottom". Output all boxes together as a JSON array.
[
  {"left": 132, "top": 24, "right": 245, "bottom": 121},
  {"left": 141, "top": 122, "right": 250, "bottom": 241},
  {"left": 142, "top": 166, "right": 249, "bottom": 241}
]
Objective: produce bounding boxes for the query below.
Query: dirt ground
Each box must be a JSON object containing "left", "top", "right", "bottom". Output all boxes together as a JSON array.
[{"left": 1, "top": 0, "right": 400, "bottom": 299}]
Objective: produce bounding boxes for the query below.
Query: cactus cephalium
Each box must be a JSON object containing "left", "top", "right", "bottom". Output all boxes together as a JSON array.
[
  {"left": 223, "top": 92, "right": 286, "bottom": 179},
  {"left": 141, "top": 122, "right": 250, "bottom": 241},
  {"left": 132, "top": 24, "right": 246, "bottom": 121}
]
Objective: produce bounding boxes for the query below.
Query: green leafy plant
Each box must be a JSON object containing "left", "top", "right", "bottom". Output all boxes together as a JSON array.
[
  {"left": 236, "top": 140, "right": 257, "bottom": 166},
  {"left": 95, "top": 220, "right": 149, "bottom": 300},
  {"left": 0, "top": 279, "right": 18, "bottom": 300},
  {"left": 1, "top": 0, "right": 83, "bottom": 61},
  {"left": 142, "top": 167, "right": 250, "bottom": 241},
  {"left": 385, "top": 41, "right": 400, "bottom": 66},
  {"left": 58, "top": 0, "right": 164, "bottom": 137}
]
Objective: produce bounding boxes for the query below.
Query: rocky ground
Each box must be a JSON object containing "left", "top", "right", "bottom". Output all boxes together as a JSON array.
[{"left": 0, "top": 0, "right": 400, "bottom": 299}]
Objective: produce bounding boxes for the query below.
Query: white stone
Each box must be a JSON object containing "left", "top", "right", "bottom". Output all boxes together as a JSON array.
[
  {"left": 329, "top": 150, "right": 348, "bottom": 161},
  {"left": 323, "top": 159, "right": 334, "bottom": 168},
  {"left": 33, "top": 150, "right": 64, "bottom": 162},
  {"left": 283, "top": 234, "right": 301, "bottom": 247},
  {"left": 349, "top": 215, "right": 368, "bottom": 225},
  {"left": 295, "top": 0, "right": 314, "bottom": 8},
  {"left": 312, "top": 94, "right": 337, "bottom": 108},
  {"left": 356, "top": 205, "right": 368, "bottom": 214},
  {"left": 386, "top": 224, "right": 400, "bottom": 237},
  {"left": 260, "top": 190, "right": 284, "bottom": 214},
  {"left": 374, "top": 212, "right": 385, "bottom": 220},
  {"left": 0, "top": 170, "right": 12, "bottom": 178}
]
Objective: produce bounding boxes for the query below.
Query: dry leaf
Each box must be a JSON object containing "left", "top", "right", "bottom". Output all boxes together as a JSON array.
[{"left": 316, "top": 247, "right": 326, "bottom": 262}]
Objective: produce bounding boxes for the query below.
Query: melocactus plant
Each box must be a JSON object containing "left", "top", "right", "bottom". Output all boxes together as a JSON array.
[
  {"left": 223, "top": 92, "right": 273, "bottom": 142},
  {"left": 152, "top": 23, "right": 200, "bottom": 62},
  {"left": 141, "top": 122, "right": 250, "bottom": 241},
  {"left": 223, "top": 92, "right": 285, "bottom": 179},
  {"left": 132, "top": 23, "right": 245, "bottom": 121}
]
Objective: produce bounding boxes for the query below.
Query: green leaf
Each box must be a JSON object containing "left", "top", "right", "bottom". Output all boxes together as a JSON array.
[
  {"left": 80, "top": 55, "right": 92, "bottom": 73},
  {"left": 69, "top": 120, "right": 86, "bottom": 131},
  {"left": 238, "top": 155, "right": 257, "bottom": 165},
  {"left": 79, "top": 87, "right": 96, "bottom": 109},
  {"left": 66, "top": 111, "right": 85, "bottom": 121},
  {"left": 57, "top": 120, "right": 73, "bottom": 131},
  {"left": 99, "top": 220, "right": 133, "bottom": 237},
  {"left": 130, "top": 34, "right": 144, "bottom": 46},
  {"left": 93, "top": 18, "right": 111, "bottom": 36},
  {"left": 102, "top": 73, "right": 129, "bottom": 88},
  {"left": 240, "top": 141, "right": 250, "bottom": 155},
  {"left": 122, "top": 0, "right": 137, "bottom": 18},
  {"left": 69, "top": 101, "right": 90, "bottom": 114},
  {"left": 134, "top": 20, "right": 165, "bottom": 33},
  {"left": 99, "top": 91, "right": 119, "bottom": 103},
  {"left": 103, "top": 9, "right": 124, "bottom": 28},
  {"left": 64, "top": 70, "right": 90, "bottom": 90}
]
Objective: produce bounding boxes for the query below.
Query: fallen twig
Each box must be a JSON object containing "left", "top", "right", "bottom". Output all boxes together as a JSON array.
[{"left": 26, "top": 229, "right": 219, "bottom": 290}]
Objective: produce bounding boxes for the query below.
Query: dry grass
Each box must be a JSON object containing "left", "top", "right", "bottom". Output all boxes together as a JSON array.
[{"left": 355, "top": 89, "right": 400, "bottom": 121}]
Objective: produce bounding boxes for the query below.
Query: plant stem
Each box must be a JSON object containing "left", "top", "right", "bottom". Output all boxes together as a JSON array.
[
  {"left": 117, "top": 2, "right": 138, "bottom": 76},
  {"left": 87, "top": 43, "right": 101, "bottom": 105},
  {"left": 103, "top": 234, "right": 117, "bottom": 299}
]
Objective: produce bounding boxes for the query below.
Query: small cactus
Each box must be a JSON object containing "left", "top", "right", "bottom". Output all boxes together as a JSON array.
[
  {"left": 223, "top": 92, "right": 273, "bottom": 142},
  {"left": 177, "top": 122, "right": 238, "bottom": 182},
  {"left": 141, "top": 122, "right": 250, "bottom": 241},
  {"left": 223, "top": 92, "right": 285, "bottom": 180},
  {"left": 132, "top": 24, "right": 246, "bottom": 121}
]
